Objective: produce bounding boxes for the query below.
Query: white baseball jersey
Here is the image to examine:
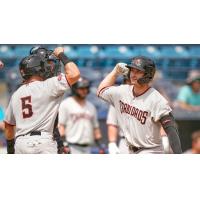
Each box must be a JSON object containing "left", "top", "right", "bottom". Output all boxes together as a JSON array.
[
  {"left": 99, "top": 85, "right": 172, "bottom": 148},
  {"left": 5, "top": 73, "right": 70, "bottom": 138},
  {"left": 58, "top": 96, "right": 99, "bottom": 145}
]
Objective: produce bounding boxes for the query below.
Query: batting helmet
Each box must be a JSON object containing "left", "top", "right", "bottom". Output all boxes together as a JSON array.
[
  {"left": 30, "top": 46, "right": 61, "bottom": 77},
  {"left": 126, "top": 56, "right": 156, "bottom": 84},
  {"left": 71, "top": 77, "right": 90, "bottom": 96},
  {"left": 19, "top": 54, "right": 55, "bottom": 80}
]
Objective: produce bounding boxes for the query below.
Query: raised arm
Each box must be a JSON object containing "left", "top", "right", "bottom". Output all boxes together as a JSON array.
[
  {"left": 97, "top": 63, "right": 129, "bottom": 96},
  {"left": 54, "top": 47, "right": 80, "bottom": 86}
]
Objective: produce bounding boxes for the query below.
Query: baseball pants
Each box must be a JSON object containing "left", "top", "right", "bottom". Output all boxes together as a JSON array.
[
  {"left": 15, "top": 132, "right": 57, "bottom": 154},
  {"left": 69, "top": 144, "right": 91, "bottom": 154},
  {"left": 118, "top": 138, "right": 129, "bottom": 154}
]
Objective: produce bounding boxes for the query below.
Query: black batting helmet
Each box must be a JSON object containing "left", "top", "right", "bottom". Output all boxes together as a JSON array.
[
  {"left": 19, "top": 54, "right": 55, "bottom": 80},
  {"left": 126, "top": 56, "right": 156, "bottom": 84},
  {"left": 30, "top": 46, "right": 61, "bottom": 77},
  {"left": 71, "top": 77, "right": 90, "bottom": 96}
]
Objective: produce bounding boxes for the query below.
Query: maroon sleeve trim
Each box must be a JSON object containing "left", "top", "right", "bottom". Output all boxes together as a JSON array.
[{"left": 97, "top": 86, "right": 110, "bottom": 97}]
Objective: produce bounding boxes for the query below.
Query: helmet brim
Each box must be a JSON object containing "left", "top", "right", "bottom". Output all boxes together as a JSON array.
[{"left": 126, "top": 64, "right": 145, "bottom": 72}]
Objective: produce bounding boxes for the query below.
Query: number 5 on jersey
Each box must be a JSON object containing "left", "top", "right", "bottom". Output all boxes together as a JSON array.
[{"left": 21, "top": 96, "right": 33, "bottom": 118}]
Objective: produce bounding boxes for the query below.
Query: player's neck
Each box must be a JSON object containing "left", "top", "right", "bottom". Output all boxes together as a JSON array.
[
  {"left": 133, "top": 84, "right": 150, "bottom": 97},
  {"left": 73, "top": 96, "right": 86, "bottom": 106}
]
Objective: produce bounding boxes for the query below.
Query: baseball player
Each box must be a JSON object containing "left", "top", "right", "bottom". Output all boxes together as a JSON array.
[
  {"left": 58, "top": 77, "right": 102, "bottom": 154},
  {"left": 4, "top": 47, "right": 80, "bottom": 154},
  {"left": 29, "top": 46, "right": 70, "bottom": 154},
  {"left": 97, "top": 56, "right": 182, "bottom": 154}
]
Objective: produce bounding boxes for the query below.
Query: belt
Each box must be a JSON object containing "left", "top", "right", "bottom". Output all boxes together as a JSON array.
[
  {"left": 120, "top": 136, "right": 125, "bottom": 139},
  {"left": 15, "top": 131, "right": 41, "bottom": 140},
  {"left": 128, "top": 145, "right": 143, "bottom": 153},
  {"left": 68, "top": 142, "right": 90, "bottom": 147}
]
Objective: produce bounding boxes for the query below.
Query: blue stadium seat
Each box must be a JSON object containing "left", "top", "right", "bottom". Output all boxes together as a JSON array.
[
  {"left": 131, "top": 46, "right": 161, "bottom": 59},
  {"left": 160, "top": 46, "right": 189, "bottom": 58},
  {"left": 63, "top": 45, "right": 78, "bottom": 59},
  {"left": 102, "top": 46, "right": 132, "bottom": 59},
  {"left": 0, "top": 45, "right": 15, "bottom": 58},
  {"left": 188, "top": 46, "right": 200, "bottom": 58},
  {"left": 13, "top": 46, "right": 33, "bottom": 58},
  {"left": 76, "top": 45, "right": 99, "bottom": 59}
]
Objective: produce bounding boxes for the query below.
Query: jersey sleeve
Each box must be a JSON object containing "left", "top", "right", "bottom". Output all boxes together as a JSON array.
[
  {"left": 92, "top": 105, "right": 99, "bottom": 129},
  {"left": 106, "top": 105, "right": 118, "bottom": 127},
  {"left": 58, "top": 101, "right": 69, "bottom": 126},
  {"left": 176, "top": 86, "right": 190, "bottom": 103},
  {"left": 98, "top": 86, "right": 120, "bottom": 106},
  {"left": 5, "top": 97, "right": 16, "bottom": 125},
  {"left": 151, "top": 95, "right": 172, "bottom": 122},
  {"left": 45, "top": 73, "right": 70, "bottom": 97}
]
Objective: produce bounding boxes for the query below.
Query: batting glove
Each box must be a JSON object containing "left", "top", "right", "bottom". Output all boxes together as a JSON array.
[
  {"left": 162, "top": 136, "right": 171, "bottom": 154},
  {"left": 108, "top": 142, "right": 120, "bottom": 154},
  {"left": 114, "top": 63, "right": 129, "bottom": 76}
]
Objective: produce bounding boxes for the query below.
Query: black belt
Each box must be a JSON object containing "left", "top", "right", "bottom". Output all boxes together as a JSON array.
[
  {"left": 68, "top": 142, "right": 90, "bottom": 147},
  {"left": 15, "top": 131, "right": 41, "bottom": 140},
  {"left": 120, "top": 136, "right": 125, "bottom": 139},
  {"left": 128, "top": 145, "right": 143, "bottom": 152}
]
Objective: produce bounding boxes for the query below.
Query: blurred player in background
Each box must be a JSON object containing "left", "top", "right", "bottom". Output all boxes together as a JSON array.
[
  {"left": 176, "top": 70, "right": 200, "bottom": 111},
  {"left": 97, "top": 56, "right": 182, "bottom": 154},
  {"left": 107, "top": 75, "right": 130, "bottom": 154},
  {"left": 58, "top": 77, "right": 102, "bottom": 154},
  {"left": 0, "top": 60, "right": 4, "bottom": 69},
  {"left": 4, "top": 47, "right": 80, "bottom": 154},
  {"left": 184, "top": 130, "right": 200, "bottom": 154}
]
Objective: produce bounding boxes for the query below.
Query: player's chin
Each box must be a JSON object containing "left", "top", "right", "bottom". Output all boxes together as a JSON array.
[{"left": 130, "top": 79, "right": 137, "bottom": 85}]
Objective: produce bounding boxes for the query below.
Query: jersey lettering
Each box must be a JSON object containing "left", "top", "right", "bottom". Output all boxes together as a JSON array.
[
  {"left": 119, "top": 100, "right": 148, "bottom": 124},
  {"left": 21, "top": 96, "right": 33, "bottom": 118}
]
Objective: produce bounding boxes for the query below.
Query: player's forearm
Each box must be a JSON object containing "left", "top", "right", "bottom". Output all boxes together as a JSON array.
[
  {"left": 58, "top": 124, "right": 66, "bottom": 137},
  {"left": 64, "top": 62, "right": 80, "bottom": 85},
  {"left": 94, "top": 128, "right": 102, "bottom": 140},
  {"left": 160, "top": 114, "right": 182, "bottom": 154},
  {"left": 108, "top": 125, "right": 118, "bottom": 143},
  {"left": 4, "top": 122, "right": 15, "bottom": 140},
  {"left": 97, "top": 70, "right": 118, "bottom": 95},
  {"left": 4, "top": 122, "right": 15, "bottom": 153},
  {"left": 54, "top": 48, "right": 80, "bottom": 85},
  {"left": 166, "top": 128, "right": 182, "bottom": 154}
]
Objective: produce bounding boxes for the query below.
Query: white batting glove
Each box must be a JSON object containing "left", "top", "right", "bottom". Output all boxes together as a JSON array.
[
  {"left": 114, "top": 63, "right": 129, "bottom": 76},
  {"left": 108, "top": 142, "right": 120, "bottom": 154},
  {"left": 162, "top": 136, "right": 171, "bottom": 154}
]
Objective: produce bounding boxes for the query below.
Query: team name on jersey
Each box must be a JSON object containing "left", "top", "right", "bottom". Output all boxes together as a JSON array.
[
  {"left": 119, "top": 100, "right": 148, "bottom": 124},
  {"left": 70, "top": 113, "right": 93, "bottom": 122}
]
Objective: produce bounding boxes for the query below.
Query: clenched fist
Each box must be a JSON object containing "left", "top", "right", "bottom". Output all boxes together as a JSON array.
[
  {"left": 114, "top": 63, "right": 129, "bottom": 76},
  {"left": 53, "top": 47, "right": 64, "bottom": 58}
]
